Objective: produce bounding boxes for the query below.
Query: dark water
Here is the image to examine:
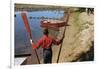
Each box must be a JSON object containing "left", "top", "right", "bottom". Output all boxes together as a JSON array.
[{"left": 15, "top": 10, "right": 64, "bottom": 55}]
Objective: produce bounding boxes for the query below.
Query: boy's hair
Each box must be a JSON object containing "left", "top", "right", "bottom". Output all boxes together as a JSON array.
[{"left": 43, "top": 29, "right": 49, "bottom": 35}]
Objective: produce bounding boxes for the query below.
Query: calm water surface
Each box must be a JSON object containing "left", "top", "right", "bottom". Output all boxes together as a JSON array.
[{"left": 15, "top": 10, "right": 64, "bottom": 55}]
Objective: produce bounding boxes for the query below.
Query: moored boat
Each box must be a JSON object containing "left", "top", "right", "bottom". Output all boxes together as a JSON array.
[{"left": 40, "top": 19, "right": 69, "bottom": 31}]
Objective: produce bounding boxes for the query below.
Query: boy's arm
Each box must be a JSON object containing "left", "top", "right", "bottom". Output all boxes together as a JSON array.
[
  {"left": 30, "top": 38, "right": 43, "bottom": 49},
  {"left": 52, "top": 36, "right": 64, "bottom": 45}
]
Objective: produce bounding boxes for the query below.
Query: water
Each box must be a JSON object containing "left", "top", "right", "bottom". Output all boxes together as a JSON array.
[{"left": 15, "top": 10, "right": 64, "bottom": 56}]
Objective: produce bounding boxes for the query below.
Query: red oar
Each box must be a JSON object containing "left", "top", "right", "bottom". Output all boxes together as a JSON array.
[{"left": 21, "top": 13, "right": 40, "bottom": 64}]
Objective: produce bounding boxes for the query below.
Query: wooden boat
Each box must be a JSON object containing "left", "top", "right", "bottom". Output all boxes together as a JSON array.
[{"left": 40, "top": 19, "right": 69, "bottom": 31}]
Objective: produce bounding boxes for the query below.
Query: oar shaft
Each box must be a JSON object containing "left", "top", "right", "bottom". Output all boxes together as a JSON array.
[
  {"left": 57, "top": 10, "right": 70, "bottom": 63},
  {"left": 34, "top": 49, "right": 40, "bottom": 64},
  {"left": 21, "top": 13, "right": 40, "bottom": 64}
]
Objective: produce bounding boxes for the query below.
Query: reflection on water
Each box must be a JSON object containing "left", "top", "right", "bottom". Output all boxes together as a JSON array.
[{"left": 15, "top": 10, "right": 64, "bottom": 55}]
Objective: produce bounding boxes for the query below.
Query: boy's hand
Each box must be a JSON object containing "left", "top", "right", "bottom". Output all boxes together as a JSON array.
[
  {"left": 32, "top": 43, "right": 37, "bottom": 49},
  {"left": 62, "top": 35, "right": 65, "bottom": 40},
  {"left": 60, "top": 36, "right": 65, "bottom": 43},
  {"left": 30, "top": 39, "right": 36, "bottom": 49},
  {"left": 30, "top": 39, "right": 33, "bottom": 44}
]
